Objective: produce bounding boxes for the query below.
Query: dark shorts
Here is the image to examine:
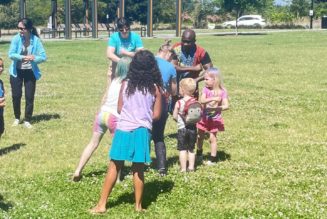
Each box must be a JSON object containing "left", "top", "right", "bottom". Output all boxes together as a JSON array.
[{"left": 177, "top": 126, "right": 197, "bottom": 151}]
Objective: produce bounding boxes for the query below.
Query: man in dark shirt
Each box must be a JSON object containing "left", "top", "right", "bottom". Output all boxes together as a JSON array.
[{"left": 171, "top": 29, "right": 213, "bottom": 84}]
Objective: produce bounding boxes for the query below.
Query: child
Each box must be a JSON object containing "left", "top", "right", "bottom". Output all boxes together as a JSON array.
[
  {"left": 0, "top": 58, "right": 5, "bottom": 138},
  {"left": 72, "top": 57, "right": 131, "bottom": 181},
  {"left": 90, "top": 50, "right": 162, "bottom": 213},
  {"left": 173, "top": 78, "right": 197, "bottom": 172},
  {"left": 196, "top": 67, "right": 229, "bottom": 165}
]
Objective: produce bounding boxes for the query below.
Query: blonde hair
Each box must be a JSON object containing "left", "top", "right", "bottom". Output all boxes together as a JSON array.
[
  {"left": 205, "top": 67, "right": 223, "bottom": 93},
  {"left": 179, "top": 78, "right": 196, "bottom": 96}
]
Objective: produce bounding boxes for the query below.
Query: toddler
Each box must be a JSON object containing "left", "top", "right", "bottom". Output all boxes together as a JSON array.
[
  {"left": 196, "top": 68, "right": 229, "bottom": 165},
  {"left": 173, "top": 78, "right": 197, "bottom": 172}
]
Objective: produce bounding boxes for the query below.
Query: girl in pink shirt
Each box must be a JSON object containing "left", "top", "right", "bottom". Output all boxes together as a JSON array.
[{"left": 196, "top": 68, "right": 229, "bottom": 165}]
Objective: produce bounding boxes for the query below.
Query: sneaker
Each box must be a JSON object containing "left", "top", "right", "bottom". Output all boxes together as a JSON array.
[
  {"left": 24, "top": 121, "right": 33, "bottom": 129},
  {"left": 12, "top": 119, "right": 20, "bottom": 126},
  {"left": 205, "top": 161, "right": 216, "bottom": 166}
]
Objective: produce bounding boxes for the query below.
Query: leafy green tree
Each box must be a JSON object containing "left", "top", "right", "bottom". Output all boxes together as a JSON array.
[
  {"left": 290, "top": 0, "right": 310, "bottom": 18},
  {"left": 0, "top": 0, "right": 19, "bottom": 30}
]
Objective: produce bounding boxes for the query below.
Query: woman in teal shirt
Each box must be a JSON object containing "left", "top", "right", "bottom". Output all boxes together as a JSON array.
[{"left": 106, "top": 17, "right": 143, "bottom": 80}]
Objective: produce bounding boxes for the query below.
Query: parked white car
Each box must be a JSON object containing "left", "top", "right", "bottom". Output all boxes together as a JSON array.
[{"left": 222, "top": 15, "right": 266, "bottom": 28}]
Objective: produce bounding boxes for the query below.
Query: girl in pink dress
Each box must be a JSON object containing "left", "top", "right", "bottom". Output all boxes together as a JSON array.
[{"left": 196, "top": 68, "right": 229, "bottom": 165}]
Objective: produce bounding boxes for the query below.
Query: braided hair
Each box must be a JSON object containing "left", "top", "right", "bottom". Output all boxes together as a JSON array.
[{"left": 125, "top": 50, "right": 163, "bottom": 97}]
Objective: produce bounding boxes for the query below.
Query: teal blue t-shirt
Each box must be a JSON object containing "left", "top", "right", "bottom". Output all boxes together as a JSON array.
[{"left": 108, "top": 32, "right": 143, "bottom": 57}]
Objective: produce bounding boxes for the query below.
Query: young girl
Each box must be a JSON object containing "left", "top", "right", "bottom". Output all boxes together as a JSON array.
[
  {"left": 72, "top": 57, "right": 131, "bottom": 181},
  {"left": 196, "top": 68, "right": 229, "bottom": 165},
  {"left": 90, "top": 50, "right": 163, "bottom": 213}
]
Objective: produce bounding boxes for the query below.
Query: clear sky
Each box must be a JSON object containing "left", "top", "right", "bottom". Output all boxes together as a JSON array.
[{"left": 274, "top": 0, "right": 291, "bottom": 6}]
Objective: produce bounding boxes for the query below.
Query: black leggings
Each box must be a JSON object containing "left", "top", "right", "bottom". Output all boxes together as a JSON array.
[{"left": 10, "top": 69, "right": 36, "bottom": 122}]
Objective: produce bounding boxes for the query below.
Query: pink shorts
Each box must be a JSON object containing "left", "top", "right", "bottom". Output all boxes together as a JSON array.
[
  {"left": 196, "top": 117, "right": 225, "bottom": 133},
  {"left": 93, "top": 110, "right": 118, "bottom": 136}
]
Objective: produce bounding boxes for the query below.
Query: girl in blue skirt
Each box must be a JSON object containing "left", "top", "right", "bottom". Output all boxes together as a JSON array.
[{"left": 91, "top": 50, "right": 163, "bottom": 213}]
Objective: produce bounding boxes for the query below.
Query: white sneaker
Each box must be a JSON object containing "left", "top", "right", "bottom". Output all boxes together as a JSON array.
[
  {"left": 205, "top": 161, "right": 216, "bottom": 166},
  {"left": 24, "top": 121, "right": 33, "bottom": 129},
  {"left": 12, "top": 119, "right": 20, "bottom": 126}
]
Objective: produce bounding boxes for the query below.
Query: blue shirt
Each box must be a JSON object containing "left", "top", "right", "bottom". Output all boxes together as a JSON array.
[
  {"left": 8, "top": 34, "right": 47, "bottom": 80},
  {"left": 156, "top": 57, "right": 176, "bottom": 91},
  {"left": 0, "top": 80, "right": 3, "bottom": 98},
  {"left": 108, "top": 32, "right": 143, "bottom": 57}
]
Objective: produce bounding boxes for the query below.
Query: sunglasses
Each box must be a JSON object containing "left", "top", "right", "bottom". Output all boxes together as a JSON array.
[
  {"left": 182, "top": 40, "right": 194, "bottom": 44},
  {"left": 17, "top": 27, "right": 27, "bottom": 31},
  {"left": 119, "top": 27, "right": 130, "bottom": 32}
]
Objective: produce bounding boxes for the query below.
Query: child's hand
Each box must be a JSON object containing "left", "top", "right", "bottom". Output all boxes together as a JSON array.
[{"left": 0, "top": 97, "right": 5, "bottom": 107}]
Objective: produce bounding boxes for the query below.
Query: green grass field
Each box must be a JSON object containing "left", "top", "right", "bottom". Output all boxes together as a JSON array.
[{"left": 0, "top": 31, "right": 326, "bottom": 218}]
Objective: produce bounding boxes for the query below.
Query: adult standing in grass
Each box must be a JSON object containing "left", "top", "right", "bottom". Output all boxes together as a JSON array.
[
  {"left": 107, "top": 17, "right": 143, "bottom": 80},
  {"left": 72, "top": 57, "right": 131, "bottom": 182},
  {"left": 153, "top": 40, "right": 177, "bottom": 176},
  {"left": 90, "top": 50, "right": 162, "bottom": 213},
  {"left": 8, "top": 18, "right": 47, "bottom": 128},
  {"left": 171, "top": 29, "right": 213, "bottom": 96}
]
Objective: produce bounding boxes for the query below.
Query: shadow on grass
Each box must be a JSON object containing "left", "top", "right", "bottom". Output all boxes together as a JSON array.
[
  {"left": 166, "top": 133, "right": 177, "bottom": 139},
  {"left": 150, "top": 155, "right": 179, "bottom": 171},
  {"left": 203, "top": 150, "right": 231, "bottom": 162},
  {"left": 0, "top": 143, "right": 26, "bottom": 156},
  {"left": 0, "top": 194, "right": 13, "bottom": 211},
  {"left": 30, "top": 113, "right": 60, "bottom": 124},
  {"left": 107, "top": 179, "right": 174, "bottom": 209}
]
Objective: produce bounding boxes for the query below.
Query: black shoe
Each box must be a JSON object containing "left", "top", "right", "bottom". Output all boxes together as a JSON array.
[{"left": 158, "top": 169, "right": 166, "bottom": 177}]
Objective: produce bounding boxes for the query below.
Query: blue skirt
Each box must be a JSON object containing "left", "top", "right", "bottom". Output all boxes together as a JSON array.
[{"left": 109, "top": 127, "right": 152, "bottom": 163}]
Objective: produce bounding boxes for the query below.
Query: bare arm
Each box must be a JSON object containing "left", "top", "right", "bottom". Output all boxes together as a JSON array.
[
  {"left": 218, "top": 98, "right": 229, "bottom": 111},
  {"left": 170, "top": 78, "right": 177, "bottom": 97},
  {"left": 152, "top": 86, "right": 162, "bottom": 121},
  {"left": 117, "top": 82, "right": 125, "bottom": 114},
  {"left": 0, "top": 97, "right": 5, "bottom": 107},
  {"left": 120, "top": 47, "right": 143, "bottom": 58},
  {"left": 172, "top": 100, "right": 179, "bottom": 121},
  {"left": 107, "top": 46, "right": 120, "bottom": 63}
]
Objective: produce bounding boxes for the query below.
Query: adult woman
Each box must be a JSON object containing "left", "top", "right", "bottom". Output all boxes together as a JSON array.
[
  {"left": 8, "top": 18, "right": 47, "bottom": 128},
  {"left": 107, "top": 17, "right": 143, "bottom": 80}
]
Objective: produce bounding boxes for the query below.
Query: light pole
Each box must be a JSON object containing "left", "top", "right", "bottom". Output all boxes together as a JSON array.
[{"left": 309, "top": 0, "right": 313, "bottom": 29}]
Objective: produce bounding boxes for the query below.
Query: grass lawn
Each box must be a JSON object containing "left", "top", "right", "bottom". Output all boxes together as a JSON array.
[{"left": 0, "top": 31, "right": 326, "bottom": 218}]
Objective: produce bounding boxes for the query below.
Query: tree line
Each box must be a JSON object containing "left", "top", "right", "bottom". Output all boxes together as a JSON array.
[{"left": 1, "top": 0, "right": 327, "bottom": 30}]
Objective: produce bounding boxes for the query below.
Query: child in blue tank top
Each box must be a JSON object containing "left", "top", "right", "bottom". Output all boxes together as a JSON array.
[{"left": 90, "top": 50, "right": 163, "bottom": 213}]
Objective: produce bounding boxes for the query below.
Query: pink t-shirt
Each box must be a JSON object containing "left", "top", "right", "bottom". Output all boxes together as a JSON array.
[{"left": 201, "top": 86, "right": 228, "bottom": 121}]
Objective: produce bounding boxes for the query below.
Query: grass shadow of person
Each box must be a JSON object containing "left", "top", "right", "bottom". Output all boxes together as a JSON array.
[
  {"left": 150, "top": 155, "right": 179, "bottom": 172},
  {"left": 0, "top": 143, "right": 26, "bottom": 156},
  {"left": 107, "top": 179, "right": 174, "bottom": 209},
  {"left": 202, "top": 150, "right": 231, "bottom": 162},
  {"left": 0, "top": 194, "right": 13, "bottom": 211},
  {"left": 30, "top": 113, "right": 60, "bottom": 124}
]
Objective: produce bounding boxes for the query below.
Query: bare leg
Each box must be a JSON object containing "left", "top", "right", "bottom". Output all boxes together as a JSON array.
[
  {"left": 90, "top": 160, "right": 124, "bottom": 213},
  {"left": 197, "top": 129, "right": 205, "bottom": 152},
  {"left": 179, "top": 150, "right": 187, "bottom": 172},
  {"left": 132, "top": 163, "right": 145, "bottom": 212},
  {"left": 188, "top": 149, "right": 195, "bottom": 171},
  {"left": 72, "top": 132, "right": 103, "bottom": 181},
  {"left": 209, "top": 133, "right": 217, "bottom": 157}
]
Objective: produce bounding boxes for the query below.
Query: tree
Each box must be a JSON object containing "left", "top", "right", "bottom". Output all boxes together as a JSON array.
[
  {"left": 0, "top": 0, "right": 19, "bottom": 30},
  {"left": 290, "top": 0, "right": 310, "bottom": 18}
]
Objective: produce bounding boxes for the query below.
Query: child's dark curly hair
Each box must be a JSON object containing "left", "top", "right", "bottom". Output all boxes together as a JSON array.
[{"left": 125, "top": 50, "right": 163, "bottom": 97}]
